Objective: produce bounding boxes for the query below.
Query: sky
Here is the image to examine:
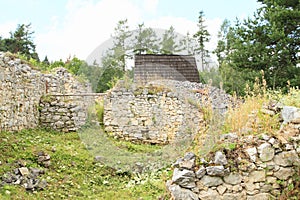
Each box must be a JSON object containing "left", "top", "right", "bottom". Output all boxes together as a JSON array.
[{"left": 0, "top": 0, "right": 262, "bottom": 62}]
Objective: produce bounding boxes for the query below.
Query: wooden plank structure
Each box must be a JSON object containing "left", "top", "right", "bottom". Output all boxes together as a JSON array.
[{"left": 134, "top": 54, "right": 200, "bottom": 84}]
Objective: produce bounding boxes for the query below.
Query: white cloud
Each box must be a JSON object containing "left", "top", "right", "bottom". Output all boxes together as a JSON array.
[
  {"left": 36, "top": 0, "right": 141, "bottom": 61},
  {"left": 35, "top": 0, "right": 222, "bottom": 62},
  {"left": 143, "top": 0, "right": 159, "bottom": 14},
  {"left": 0, "top": 21, "right": 17, "bottom": 38}
]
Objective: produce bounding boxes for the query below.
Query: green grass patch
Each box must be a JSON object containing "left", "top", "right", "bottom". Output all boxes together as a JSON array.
[{"left": 0, "top": 129, "right": 170, "bottom": 199}]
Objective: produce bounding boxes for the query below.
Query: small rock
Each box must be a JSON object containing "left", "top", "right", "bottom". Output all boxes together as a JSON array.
[
  {"left": 247, "top": 193, "right": 274, "bottom": 200},
  {"left": 35, "top": 179, "right": 47, "bottom": 190},
  {"left": 282, "top": 106, "right": 300, "bottom": 124},
  {"left": 173, "top": 158, "right": 183, "bottom": 168},
  {"left": 245, "top": 182, "right": 259, "bottom": 191},
  {"left": 217, "top": 185, "right": 227, "bottom": 195},
  {"left": 261, "top": 108, "right": 275, "bottom": 116},
  {"left": 224, "top": 173, "right": 242, "bottom": 185},
  {"left": 179, "top": 159, "right": 195, "bottom": 170},
  {"left": 199, "top": 158, "right": 207, "bottom": 164},
  {"left": 19, "top": 167, "right": 30, "bottom": 176},
  {"left": 195, "top": 166, "right": 206, "bottom": 179},
  {"left": 199, "top": 175, "right": 223, "bottom": 187},
  {"left": 260, "top": 134, "right": 270, "bottom": 141},
  {"left": 198, "top": 188, "right": 221, "bottom": 200},
  {"left": 43, "top": 161, "right": 51, "bottom": 168},
  {"left": 245, "top": 147, "right": 257, "bottom": 162},
  {"left": 285, "top": 144, "right": 294, "bottom": 150},
  {"left": 171, "top": 168, "right": 196, "bottom": 189},
  {"left": 30, "top": 168, "right": 44, "bottom": 177},
  {"left": 249, "top": 170, "right": 265, "bottom": 183},
  {"left": 260, "top": 184, "right": 273, "bottom": 193},
  {"left": 206, "top": 166, "right": 226, "bottom": 176},
  {"left": 268, "top": 138, "right": 276, "bottom": 144},
  {"left": 274, "top": 150, "right": 300, "bottom": 167},
  {"left": 223, "top": 191, "right": 246, "bottom": 200},
  {"left": 183, "top": 152, "right": 196, "bottom": 160},
  {"left": 14, "top": 168, "right": 20, "bottom": 175},
  {"left": 24, "top": 179, "right": 34, "bottom": 190},
  {"left": 274, "top": 167, "right": 295, "bottom": 180},
  {"left": 258, "top": 143, "right": 275, "bottom": 162},
  {"left": 214, "top": 151, "right": 227, "bottom": 165},
  {"left": 51, "top": 146, "right": 56, "bottom": 152},
  {"left": 167, "top": 181, "right": 198, "bottom": 200},
  {"left": 220, "top": 133, "right": 238, "bottom": 141}
]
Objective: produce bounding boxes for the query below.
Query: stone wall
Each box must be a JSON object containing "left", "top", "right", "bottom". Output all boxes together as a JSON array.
[
  {"left": 39, "top": 95, "right": 92, "bottom": 132},
  {"left": 38, "top": 68, "right": 94, "bottom": 132},
  {"left": 167, "top": 107, "right": 300, "bottom": 200},
  {"left": 104, "top": 83, "right": 205, "bottom": 144},
  {"left": 0, "top": 53, "right": 46, "bottom": 131},
  {"left": 0, "top": 52, "right": 92, "bottom": 132},
  {"left": 103, "top": 80, "right": 233, "bottom": 144}
]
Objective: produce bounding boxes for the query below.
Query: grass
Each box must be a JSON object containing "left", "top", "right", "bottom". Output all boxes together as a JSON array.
[
  {"left": 0, "top": 128, "right": 171, "bottom": 200},
  {"left": 221, "top": 75, "right": 300, "bottom": 136},
  {"left": 192, "top": 74, "right": 299, "bottom": 158}
]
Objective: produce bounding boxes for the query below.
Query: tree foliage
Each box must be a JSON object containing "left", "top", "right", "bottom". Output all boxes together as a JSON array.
[
  {"left": 194, "top": 11, "right": 211, "bottom": 70},
  {"left": 179, "top": 32, "right": 198, "bottom": 55},
  {"left": 132, "top": 23, "right": 159, "bottom": 54},
  {"left": 214, "top": 19, "right": 231, "bottom": 65},
  {"left": 110, "top": 19, "right": 132, "bottom": 71},
  {"left": 217, "top": 0, "right": 300, "bottom": 94},
  {"left": 0, "top": 23, "right": 39, "bottom": 60},
  {"left": 159, "top": 26, "right": 181, "bottom": 54}
]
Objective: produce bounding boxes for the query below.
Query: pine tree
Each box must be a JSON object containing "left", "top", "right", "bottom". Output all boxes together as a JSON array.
[
  {"left": 132, "top": 23, "right": 159, "bottom": 54},
  {"left": 214, "top": 19, "right": 231, "bottom": 65},
  {"left": 224, "top": 0, "right": 300, "bottom": 91},
  {"left": 159, "top": 26, "right": 181, "bottom": 54},
  {"left": 193, "top": 11, "right": 210, "bottom": 70},
  {"left": 0, "top": 24, "right": 39, "bottom": 60},
  {"left": 179, "top": 32, "right": 198, "bottom": 55},
  {"left": 42, "top": 56, "right": 50, "bottom": 65},
  {"left": 109, "top": 19, "right": 132, "bottom": 71}
]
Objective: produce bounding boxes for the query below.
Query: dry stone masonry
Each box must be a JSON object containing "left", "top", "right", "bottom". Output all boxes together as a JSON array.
[
  {"left": 104, "top": 80, "right": 233, "bottom": 144},
  {"left": 104, "top": 83, "right": 205, "bottom": 144},
  {"left": 0, "top": 53, "right": 45, "bottom": 131},
  {"left": 0, "top": 52, "right": 93, "bottom": 132},
  {"left": 39, "top": 95, "right": 91, "bottom": 132},
  {"left": 167, "top": 106, "right": 300, "bottom": 200}
]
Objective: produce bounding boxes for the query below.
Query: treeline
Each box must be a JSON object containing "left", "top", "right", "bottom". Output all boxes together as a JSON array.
[
  {"left": 214, "top": 0, "right": 300, "bottom": 94},
  {"left": 1, "top": 0, "right": 299, "bottom": 95},
  {"left": 0, "top": 17, "right": 209, "bottom": 93}
]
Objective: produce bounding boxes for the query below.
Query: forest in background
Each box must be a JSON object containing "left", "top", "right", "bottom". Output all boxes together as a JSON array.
[{"left": 0, "top": 0, "right": 299, "bottom": 94}]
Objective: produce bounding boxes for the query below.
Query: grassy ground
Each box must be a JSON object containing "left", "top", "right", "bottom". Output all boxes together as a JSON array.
[{"left": 0, "top": 128, "right": 172, "bottom": 200}]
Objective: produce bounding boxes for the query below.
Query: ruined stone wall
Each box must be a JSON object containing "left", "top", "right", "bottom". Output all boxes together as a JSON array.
[
  {"left": 104, "top": 84, "right": 205, "bottom": 144},
  {"left": 0, "top": 52, "right": 92, "bottom": 132},
  {"left": 167, "top": 108, "right": 300, "bottom": 200},
  {"left": 39, "top": 95, "right": 92, "bottom": 132},
  {"left": 38, "top": 68, "right": 94, "bottom": 132},
  {"left": 0, "top": 53, "right": 45, "bottom": 131}
]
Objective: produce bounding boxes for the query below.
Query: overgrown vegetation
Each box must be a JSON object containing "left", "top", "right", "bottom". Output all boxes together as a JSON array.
[
  {"left": 192, "top": 71, "right": 300, "bottom": 158},
  {"left": 0, "top": 129, "right": 170, "bottom": 199},
  {"left": 223, "top": 74, "right": 299, "bottom": 136}
]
